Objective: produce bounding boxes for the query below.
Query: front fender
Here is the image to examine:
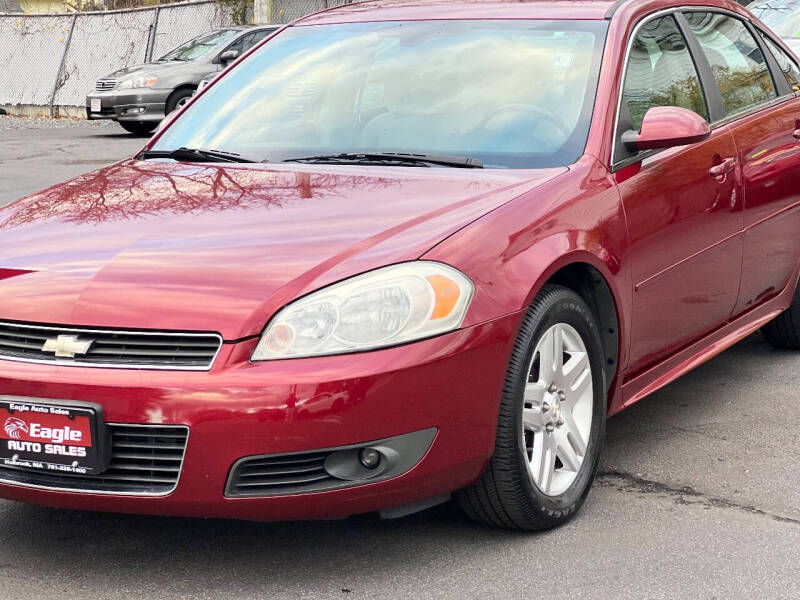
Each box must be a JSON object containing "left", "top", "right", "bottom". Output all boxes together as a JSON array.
[{"left": 423, "top": 156, "right": 632, "bottom": 371}]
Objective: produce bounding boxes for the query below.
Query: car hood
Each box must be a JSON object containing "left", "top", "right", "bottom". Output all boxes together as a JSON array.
[
  {"left": 105, "top": 61, "right": 192, "bottom": 79},
  {"left": 0, "top": 160, "right": 565, "bottom": 339}
]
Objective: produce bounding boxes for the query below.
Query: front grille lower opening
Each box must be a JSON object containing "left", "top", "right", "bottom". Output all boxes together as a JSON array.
[{"left": 0, "top": 425, "right": 189, "bottom": 495}]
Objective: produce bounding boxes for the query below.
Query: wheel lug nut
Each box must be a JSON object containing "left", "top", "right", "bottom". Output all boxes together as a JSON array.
[
  {"left": 556, "top": 418, "right": 565, "bottom": 428},
  {"left": 558, "top": 391, "right": 566, "bottom": 401},
  {"left": 541, "top": 401, "right": 551, "bottom": 413},
  {"left": 545, "top": 423, "right": 555, "bottom": 433},
  {"left": 547, "top": 383, "right": 558, "bottom": 394}
]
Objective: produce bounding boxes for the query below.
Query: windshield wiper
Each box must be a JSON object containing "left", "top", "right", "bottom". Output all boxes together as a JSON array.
[
  {"left": 138, "top": 147, "right": 256, "bottom": 163},
  {"left": 283, "top": 152, "right": 483, "bottom": 169}
]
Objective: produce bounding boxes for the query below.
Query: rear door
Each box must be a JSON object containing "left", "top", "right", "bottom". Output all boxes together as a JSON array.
[
  {"left": 684, "top": 11, "right": 800, "bottom": 315},
  {"left": 612, "top": 13, "right": 743, "bottom": 373}
]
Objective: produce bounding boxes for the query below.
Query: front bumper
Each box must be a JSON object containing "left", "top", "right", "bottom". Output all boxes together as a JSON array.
[
  {"left": 0, "top": 313, "right": 519, "bottom": 521},
  {"left": 86, "top": 88, "right": 170, "bottom": 122}
]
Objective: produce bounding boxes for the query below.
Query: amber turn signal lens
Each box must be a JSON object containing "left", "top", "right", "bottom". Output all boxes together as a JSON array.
[{"left": 426, "top": 274, "right": 461, "bottom": 320}]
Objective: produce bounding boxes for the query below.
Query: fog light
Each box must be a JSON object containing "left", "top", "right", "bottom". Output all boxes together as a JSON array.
[
  {"left": 359, "top": 448, "right": 381, "bottom": 469},
  {"left": 126, "top": 107, "right": 145, "bottom": 114}
]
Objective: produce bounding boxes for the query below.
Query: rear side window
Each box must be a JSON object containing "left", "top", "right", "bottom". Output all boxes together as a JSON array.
[
  {"left": 621, "top": 15, "right": 708, "bottom": 132},
  {"left": 684, "top": 12, "right": 777, "bottom": 116},
  {"left": 225, "top": 30, "right": 271, "bottom": 55},
  {"left": 760, "top": 32, "right": 800, "bottom": 92},
  {"left": 225, "top": 33, "right": 254, "bottom": 55}
]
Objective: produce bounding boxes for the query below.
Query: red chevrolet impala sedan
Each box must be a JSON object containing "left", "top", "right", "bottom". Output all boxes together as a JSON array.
[{"left": 1, "top": 0, "right": 799, "bottom": 530}]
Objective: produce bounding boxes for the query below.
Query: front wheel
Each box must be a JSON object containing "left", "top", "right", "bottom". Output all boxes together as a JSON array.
[
  {"left": 165, "top": 88, "right": 194, "bottom": 114},
  {"left": 456, "top": 284, "right": 607, "bottom": 530}
]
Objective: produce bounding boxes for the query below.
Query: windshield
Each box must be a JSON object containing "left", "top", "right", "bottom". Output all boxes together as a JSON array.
[
  {"left": 159, "top": 29, "right": 240, "bottom": 62},
  {"left": 152, "top": 20, "right": 607, "bottom": 169},
  {"left": 750, "top": 0, "right": 800, "bottom": 39}
]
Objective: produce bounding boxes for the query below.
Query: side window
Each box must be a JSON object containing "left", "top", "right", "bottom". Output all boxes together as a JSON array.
[
  {"left": 760, "top": 32, "right": 800, "bottom": 92},
  {"left": 225, "top": 33, "right": 254, "bottom": 56},
  {"left": 242, "top": 30, "right": 272, "bottom": 52},
  {"left": 617, "top": 15, "right": 707, "bottom": 160},
  {"left": 684, "top": 12, "right": 777, "bottom": 116}
]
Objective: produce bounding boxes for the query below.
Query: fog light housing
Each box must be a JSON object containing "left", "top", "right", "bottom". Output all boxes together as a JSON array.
[
  {"left": 125, "top": 107, "right": 146, "bottom": 114},
  {"left": 359, "top": 448, "right": 381, "bottom": 469}
]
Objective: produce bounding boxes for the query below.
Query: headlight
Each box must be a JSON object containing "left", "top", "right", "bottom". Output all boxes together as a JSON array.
[
  {"left": 251, "top": 262, "right": 474, "bottom": 361},
  {"left": 117, "top": 75, "right": 158, "bottom": 90}
]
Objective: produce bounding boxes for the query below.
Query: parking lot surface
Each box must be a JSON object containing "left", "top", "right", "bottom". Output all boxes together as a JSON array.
[{"left": 0, "top": 117, "right": 798, "bottom": 599}]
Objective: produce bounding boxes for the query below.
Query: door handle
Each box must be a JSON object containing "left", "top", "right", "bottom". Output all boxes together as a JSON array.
[{"left": 709, "top": 157, "right": 736, "bottom": 181}]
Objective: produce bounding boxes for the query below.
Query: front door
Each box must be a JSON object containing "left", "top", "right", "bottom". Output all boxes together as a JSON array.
[{"left": 612, "top": 13, "right": 743, "bottom": 374}]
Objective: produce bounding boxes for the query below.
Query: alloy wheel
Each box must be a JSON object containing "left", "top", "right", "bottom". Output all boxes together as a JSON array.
[{"left": 522, "top": 323, "right": 593, "bottom": 496}]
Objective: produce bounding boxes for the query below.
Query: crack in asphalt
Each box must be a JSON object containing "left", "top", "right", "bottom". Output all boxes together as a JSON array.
[{"left": 596, "top": 470, "right": 800, "bottom": 526}]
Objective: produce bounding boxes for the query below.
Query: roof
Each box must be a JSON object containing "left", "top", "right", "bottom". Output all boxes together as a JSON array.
[
  {"left": 297, "top": 0, "right": 620, "bottom": 25},
  {"left": 230, "top": 24, "right": 280, "bottom": 31}
]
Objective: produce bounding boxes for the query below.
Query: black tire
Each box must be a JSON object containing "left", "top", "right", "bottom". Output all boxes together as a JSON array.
[
  {"left": 456, "top": 284, "right": 607, "bottom": 531},
  {"left": 165, "top": 88, "right": 195, "bottom": 114},
  {"left": 118, "top": 121, "right": 157, "bottom": 135},
  {"left": 762, "top": 281, "right": 800, "bottom": 349}
]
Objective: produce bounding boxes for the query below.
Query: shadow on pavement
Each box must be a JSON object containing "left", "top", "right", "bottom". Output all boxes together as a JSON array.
[{"left": 88, "top": 132, "right": 153, "bottom": 140}]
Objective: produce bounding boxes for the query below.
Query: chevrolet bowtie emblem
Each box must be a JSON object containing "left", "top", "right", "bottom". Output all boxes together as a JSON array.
[{"left": 41, "top": 335, "right": 94, "bottom": 358}]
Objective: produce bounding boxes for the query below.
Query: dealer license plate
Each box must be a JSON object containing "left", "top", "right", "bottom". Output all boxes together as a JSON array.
[
  {"left": 90, "top": 98, "right": 101, "bottom": 113},
  {"left": 0, "top": 399, "right": 106, "bottom": 475}
]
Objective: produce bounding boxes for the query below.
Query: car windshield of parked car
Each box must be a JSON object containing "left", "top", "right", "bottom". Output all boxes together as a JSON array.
[
  {"left": 159, "top": 29, "right": 240, "bottom": 62},
  {"left": 152, "top": 20, "right": 607, "bottom": 169},
  {"left": 750, "top": 0, "right": 800, "bottom": 39}
]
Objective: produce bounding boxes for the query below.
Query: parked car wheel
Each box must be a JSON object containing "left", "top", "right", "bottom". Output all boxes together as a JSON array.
[
  {"left": 457, "top": 285, "right": 606, "bottom": 530},
  {"left": 166, "top": 88, "right": 195, "bottom": 114},
  {"left": 119, "top": 121, "right": 157, "bottom": 135},
  {"left": 762, "top": 281, "right": 800, "bottom": 349}
]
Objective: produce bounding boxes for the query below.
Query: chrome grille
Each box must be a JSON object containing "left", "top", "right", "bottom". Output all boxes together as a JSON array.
[
  {"left": 0, "top": 321, "right": 222, "bottom": 370},
  {"left": 95, "top": 79, "right": 117, "bottom": 91},
  {"left": 0, "top": 425, "right": 188, "bottom": 496},
  {"left": 227, "top": 450, "right": 336, "bottom": 497}
]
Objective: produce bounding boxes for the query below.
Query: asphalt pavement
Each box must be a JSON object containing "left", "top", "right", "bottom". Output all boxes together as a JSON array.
[{"left": 0, "top": 116, "right": 798, "bottom": 599}]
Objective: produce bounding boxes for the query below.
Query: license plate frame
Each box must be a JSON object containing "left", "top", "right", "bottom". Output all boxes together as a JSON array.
[
  {"left": 0, "top": 397, "right": 108, "bottom": 476},
  {"left": 90, "top": 98, "right": 101, "bottom": 113}
]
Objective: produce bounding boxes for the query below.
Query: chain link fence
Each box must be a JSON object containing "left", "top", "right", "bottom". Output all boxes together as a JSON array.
[
  {"left": 0, "top": 0, "right": 273, "bottom": 115},
  {"left": 0, "top": 14, "right": 75, "bottom": 107},
  {"left": 2, "top": 0, "right": 356, "bottom": 115},
  {"left": 151, "top": 2, "right": 244, "bottom": 60},
  {"left": 270, "top": 0, "right": 350, "bottom": 24}
]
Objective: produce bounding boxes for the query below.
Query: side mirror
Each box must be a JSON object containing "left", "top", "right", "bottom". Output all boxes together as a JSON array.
[
  {"left": 622, "top": 106, "right": 711, "bottom": 152},
  {"left": 219, "top": 50, "right": 240, "bottom": 65}
]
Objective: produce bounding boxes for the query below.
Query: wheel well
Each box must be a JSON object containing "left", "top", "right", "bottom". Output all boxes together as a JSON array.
[
  {"left": 170, "top": 84, "right": 196, "bottom": 95},
  {"left": 547, "top": 263, "right": 620, "bottom": 391},
  {"left": 166, "top": 85, "right": 196, "bottom": 110}
]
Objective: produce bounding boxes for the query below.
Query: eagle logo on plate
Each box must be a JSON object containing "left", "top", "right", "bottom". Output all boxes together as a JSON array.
[{"left": 4, "top": 417, "right": 28, "bottom": 440}]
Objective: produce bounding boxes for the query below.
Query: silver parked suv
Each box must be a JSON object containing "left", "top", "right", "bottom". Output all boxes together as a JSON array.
[{"left": 86, "top": 25, "right": 277, "bottom": 134}]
